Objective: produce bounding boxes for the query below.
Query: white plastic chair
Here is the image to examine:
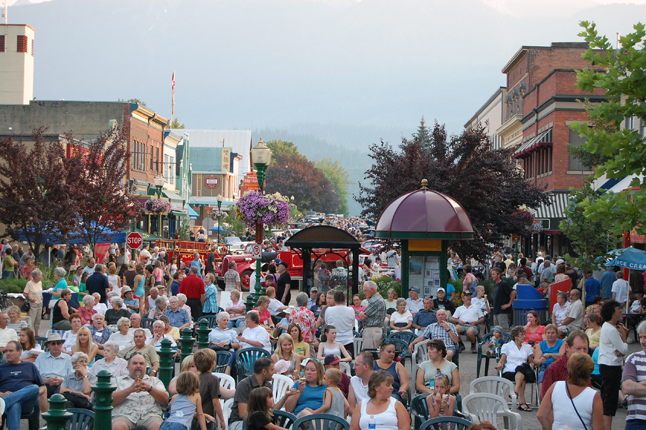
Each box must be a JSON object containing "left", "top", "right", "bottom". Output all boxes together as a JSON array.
[
  {"left": 411, "top": 341, "right": 429, "bottom": 388},
  {"left": 272, "top": 374, "right": 294, "bottom": 404},
  {"left": 213, "top": 372, "right": 236, "bottom": 391},
  {"left": 462, "top": 393, "right": 523, "bottom": 430},
  {"left": 353, "top": 335, "right": 363, "bottom": 354},
  {"left": 469, "top": 376, "right": 518, "bottom": 411},
  {"left": 220, "top": 397, "right": 234, "bottom": 429},
  {"left": 339, "top": 362, "right": 352, "bottom": 375}
]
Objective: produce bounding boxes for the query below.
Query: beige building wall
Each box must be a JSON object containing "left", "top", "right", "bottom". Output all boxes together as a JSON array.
[
  {"left": 465, "top": 87, "right": 505, "bottom": 149},
  {"left": 0, "top": 24, "right": 35, "bottom": 105}
]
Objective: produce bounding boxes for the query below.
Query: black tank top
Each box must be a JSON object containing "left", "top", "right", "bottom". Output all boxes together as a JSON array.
[{"left": 52, "top": 299, "right": 65, "bottom": 325}]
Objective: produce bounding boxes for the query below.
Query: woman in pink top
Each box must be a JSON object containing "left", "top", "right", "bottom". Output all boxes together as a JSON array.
[
  {"left": 525, "top": 310, "right": 546, "bottom": 344},
  {"left": 349, "top": 294, "right": 366, "bottom": 321}
]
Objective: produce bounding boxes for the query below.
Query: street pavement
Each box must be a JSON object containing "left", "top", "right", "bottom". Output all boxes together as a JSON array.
[{"left": 27, "top": 290, "right": 641, "bottom": 429}]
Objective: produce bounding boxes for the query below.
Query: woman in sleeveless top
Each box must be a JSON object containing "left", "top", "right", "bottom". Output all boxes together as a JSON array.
[
  {"left": 350, "top": 370, "right": 410, "bottom": 430},
  {"left": 271, "top": 333, "right": 301, "bottom": 379},
  {"left": 537, "top": 352, "right": 603, "bottom": 430},
  {"left": 373, "top": 341, "right": 408, "bottom": 402},
  {"left": 153, "top": 260, "right": 164, "bottom": 286},
  {"left": 316, "top": 326, "right": 352, "bottom": 362},
  {"left": 53, "top": 289, "right": 73, "bottom": 330},
  {"left": 533, "top": 324, "right": 565, "bottom": 384}
]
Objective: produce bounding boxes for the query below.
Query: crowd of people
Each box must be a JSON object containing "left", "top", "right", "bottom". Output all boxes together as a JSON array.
[{"left": 5, "top": 232, "right": 646, "bottom": 430}]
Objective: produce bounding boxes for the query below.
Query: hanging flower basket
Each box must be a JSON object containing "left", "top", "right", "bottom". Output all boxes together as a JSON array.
[
  {"left": 144, "top": 199, "right": 172, "bottom": 214},
  {"left": 235, "top": 190, "right": 290, "bottom": 232},
  {"left": 512, "top": 210, "right": 535, "bottom": 233}
]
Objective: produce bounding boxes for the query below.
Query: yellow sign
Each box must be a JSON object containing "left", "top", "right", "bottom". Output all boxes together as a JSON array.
[{"left": 408, "top": 239, "right": 442, "bottom": 251}]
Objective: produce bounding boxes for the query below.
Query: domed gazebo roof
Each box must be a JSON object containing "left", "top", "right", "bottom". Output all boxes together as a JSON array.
[{"left": 375, "top": 180, "right": 474, "bottom": 240}]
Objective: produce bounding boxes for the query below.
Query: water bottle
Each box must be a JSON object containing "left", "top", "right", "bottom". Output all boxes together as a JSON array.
[{"left": 368, "top": 415, "right": 376, "bottom": 430}]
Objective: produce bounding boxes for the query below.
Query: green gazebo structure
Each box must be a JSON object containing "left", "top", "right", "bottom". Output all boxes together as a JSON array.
[{"left": 375, "top": 180, "right": 474, "bottom": 298}]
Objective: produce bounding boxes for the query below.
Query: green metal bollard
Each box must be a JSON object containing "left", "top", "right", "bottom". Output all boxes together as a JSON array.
[
  {"left": 92, "top": 370, "right": 116, "bottom": 430},
  {"left": 42, "top": 394, "right": 72, "bottom": 430},
  {"left": 245, "top": 293, "right": 255, "bottom": 312},
  {"left": 158, "top": 338, "right": 174, "bottom": 389},
  {"left": 197, "top": 318, "right": 210, "bottom": 350},
  {"left": 180, "top": 327, "right": 195, "bottom": 364}
]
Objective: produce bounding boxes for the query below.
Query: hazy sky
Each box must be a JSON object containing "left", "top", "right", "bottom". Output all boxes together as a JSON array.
[{"left": 5, "top": 0, "right": 646, "bottom": 140}]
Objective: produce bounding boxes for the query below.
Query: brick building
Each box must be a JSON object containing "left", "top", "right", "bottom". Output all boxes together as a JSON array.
[{"left": 499, "top": 42, "right": 605, "bottom": 256}]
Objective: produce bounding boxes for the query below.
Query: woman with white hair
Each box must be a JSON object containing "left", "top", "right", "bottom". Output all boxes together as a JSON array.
[
  {"left": 50, "top": 267, "right": 68, "bottom": 308},
  {"left": 90, "top": 341, "right": 127, "bottom": 380},
  {"left": 107, "top": 317, "right": 134, "bottom": 349},
  {"left": 176, "top": 293, "right": 194, "bottom": 326},
  {"left": 148, "top": 296, "right": 168, "bottom": 319},
  {"left": 105, "top": 297, "right": 130, "bottom": 325},
  {"left": 78, "top": 294, "right": 97, "bottom": 325},
  {"left": 208, "top": 311, "right": 240, "bottom": 375},
  {"left": 60, "top": 352, "right": 97, "bottom": 409}
]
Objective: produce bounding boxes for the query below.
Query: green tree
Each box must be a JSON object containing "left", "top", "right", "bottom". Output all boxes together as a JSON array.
[
  {"left": 119, "top": 98, "right": 147, "bottom": 107},
  {"left": 265, "top": 140, "right": 341, "bottom": 213},
  {"left": 567, "top": 100, "right": 616, "bottom": 169},
  {"left": 415, "top": 116, "right": 432, "bottom": 151},
  {"left": 559, "top": 183, "right": 615, "bottom": 272},
  {"left": 223, "top": 209, "right": 246, "bottom": 237},
  {"left": 315, "top": 158, "right": 351, "bottom": 215},
  {"left": 170, "top": 117, "right": 185, "bottom": 129},
  {"left": 266, "top": 140, "right": 299, "bottom": 164},
  {"left": 573, "top": 21, "right": 646, "bottom": 236}
]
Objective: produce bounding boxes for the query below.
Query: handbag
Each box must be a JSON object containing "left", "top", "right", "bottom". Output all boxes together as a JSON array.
[
  {"left": 565, "top": 381, "right": 588, "bottom": 430},
  {"left": 62, "top": 391, "right": 93, "bottom": 409},
  {"left": 21, "top": 301, "right": 30, "bottom": 312}
]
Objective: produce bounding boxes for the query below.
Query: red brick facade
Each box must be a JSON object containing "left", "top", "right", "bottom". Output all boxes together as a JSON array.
[{"left": 506, "top": 43, "right": 605, "bottom": 193}]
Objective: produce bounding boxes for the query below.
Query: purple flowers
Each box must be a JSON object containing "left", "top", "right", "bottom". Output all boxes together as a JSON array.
[
  {"left": 235, "top": 191, "right": 290, "bottom": 231},
  {"left": 144, "top": 199, "right": 172, "bottom": 214}
]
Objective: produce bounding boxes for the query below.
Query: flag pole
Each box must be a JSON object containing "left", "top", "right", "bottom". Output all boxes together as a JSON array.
[{"left": 171, "top": 71, "right": 175, "bottom": 126}]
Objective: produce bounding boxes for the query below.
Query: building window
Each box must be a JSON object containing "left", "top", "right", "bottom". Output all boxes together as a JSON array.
[
  {"left": 196, "top": 174, "right": 202, "bottom": 196},
  {"left": 31, "top": 39, "right": 34, "bottom": 56},
  {"left": 150, "top": 146, "right": 154, "bottom": 171},
  {"left": 626, "top": 116, "right": 635, "bottom": 130},
  {"left": 132, "top": 142, "right": 136, "bottom": 169},
  {"left": 16, "top": 35, "right": 28, "bottom": 53},
  {"left": 0, "top": 35, "right": 5, "bottom": 52},
  {"left": 141, "top": 144, "right": 146, "bottom": 171},
  {"left": 170, "top": 156, "right": 175, "bottom": 185},
  {"left": 156, "top": 148, "right": 160, "bottom": 173},
  {"left": 164, "top": 155, "right": 169, "bottom": 182},
  {"left": 569, "top": 128, "right": 588, "bottom": 171}
]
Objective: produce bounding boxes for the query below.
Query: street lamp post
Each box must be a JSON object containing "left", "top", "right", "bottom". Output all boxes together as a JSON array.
[
  {"left": 153, "top": 176, "right": 164, "bottom": 235},
  {"left": 251, "top": 138, "right": 272, "bottom": 298},
  {"left": 216, "top": 195, "right": 223, "bottom": 245}
]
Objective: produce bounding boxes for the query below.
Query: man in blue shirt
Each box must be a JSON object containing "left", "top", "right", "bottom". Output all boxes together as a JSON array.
[
  {"left": 412, "top": 297, "right": 437, "bottom": 334},
  {"left": 164, "top": 296, "right": 191, "bottom": 330},
  {"left": 190, "top": 252, "right": 202, "bottom": 277},
  {"left": 600, "top": 266, "right": 617, "bottom": 299},
  {"left": 0, "top": 341, "right": 43, "bottom": 429},
  {"left": 584, "top": 271, "right": 601, "bottom": 304},
  {"left": 35, "top": 333, "right": 73, "bottom": 398}
]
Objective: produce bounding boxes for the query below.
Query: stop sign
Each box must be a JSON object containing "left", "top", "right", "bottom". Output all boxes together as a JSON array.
[{"left": 126, "top": 232, "right": 143, "bottom": 250}]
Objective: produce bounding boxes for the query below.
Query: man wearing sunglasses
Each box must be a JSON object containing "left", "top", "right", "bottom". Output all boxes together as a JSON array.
[{"left": 35, "top": 333, "right": 73, "bottom": 406}]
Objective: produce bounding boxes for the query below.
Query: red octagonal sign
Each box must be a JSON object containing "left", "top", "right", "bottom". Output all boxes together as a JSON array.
[{"left": 127, "top": 232, "right": 143, "bottom": 250}]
